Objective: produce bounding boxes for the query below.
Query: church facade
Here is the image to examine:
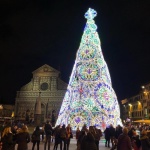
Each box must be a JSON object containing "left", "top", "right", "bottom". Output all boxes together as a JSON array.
[{"left": 15, "top": 64, "right": 67, "bottom": 123}]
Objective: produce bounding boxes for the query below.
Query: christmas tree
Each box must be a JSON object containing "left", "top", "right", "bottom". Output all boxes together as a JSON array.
[{"left": 56, "top": 8, "right": 122, "bottom": 130}]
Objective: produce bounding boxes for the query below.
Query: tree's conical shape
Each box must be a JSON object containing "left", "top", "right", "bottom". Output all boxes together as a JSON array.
[{"left": 56, "top": 8, "right": 122, "bottom": 130}]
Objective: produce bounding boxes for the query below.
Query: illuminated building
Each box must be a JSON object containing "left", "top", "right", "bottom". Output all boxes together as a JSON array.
[
  {"left": 121, "top": 83, "right": 150, "bottom": 123},
  {"left": 15, "top": 64, "right": 67, "bottom": 123}
]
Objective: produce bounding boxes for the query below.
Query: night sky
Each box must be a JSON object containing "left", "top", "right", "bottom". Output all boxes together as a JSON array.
[{"left": 1, "top": 1, "right": 150, "bottom": 104}]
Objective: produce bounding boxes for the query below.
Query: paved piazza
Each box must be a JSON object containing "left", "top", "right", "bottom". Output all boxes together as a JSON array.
[{"left": 15, "top": 137, "right": 109, "bottom": 150}]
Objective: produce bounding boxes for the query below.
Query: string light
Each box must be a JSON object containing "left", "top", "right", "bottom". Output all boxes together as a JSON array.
[{"left": 56, "top": 8, "right": 122, "bottom": 130}]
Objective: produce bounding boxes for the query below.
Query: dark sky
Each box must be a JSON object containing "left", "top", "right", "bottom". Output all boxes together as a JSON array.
[{"left": 1, "top": 0, "right": 150, "bottom": 104}]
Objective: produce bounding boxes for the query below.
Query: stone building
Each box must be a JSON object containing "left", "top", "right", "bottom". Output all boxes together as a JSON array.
[
  {"left": 121, "top": 83, "right": 150, "bottom": 123},
  {"left": 15, "top": 64, "right": 67, "bottom": 123},
  {"left": 0, "top": 104, "right": 14, "bottom": 118}
]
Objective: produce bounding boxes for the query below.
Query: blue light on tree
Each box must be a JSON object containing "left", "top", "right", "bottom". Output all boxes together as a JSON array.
[{"left": 56, "top": 8, "right": 122, "bottom": 130}]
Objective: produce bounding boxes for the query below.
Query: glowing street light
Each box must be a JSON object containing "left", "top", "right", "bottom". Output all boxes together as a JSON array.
[{"left": 0, "top": 105, "right": 3, "bottom": 110}]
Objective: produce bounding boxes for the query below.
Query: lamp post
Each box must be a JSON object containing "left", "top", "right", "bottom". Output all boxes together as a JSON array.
[
  {"left": 141, "top": 86, "right": 149, "bottom": 119},
  {"left": 0, "top": 105, "right": 3, "bottom": 117},
  {"left": 128, "top": 103, "right": 132, "bottom": 124}
]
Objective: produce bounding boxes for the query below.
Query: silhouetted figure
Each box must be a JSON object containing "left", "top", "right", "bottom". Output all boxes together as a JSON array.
[
  {"left": 104, "top": 126, "right": 111, "bottom": 147},
  {"left": 44, "top": 121, "right": 53, "bottom": 150},
  {"left": 32, "top": 126, "right": 41, "bottom": 150}
]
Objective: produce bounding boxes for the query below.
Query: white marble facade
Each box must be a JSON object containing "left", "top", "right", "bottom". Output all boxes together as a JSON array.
[{"left": 15, "top": 64, "right": 67, "bottom": 123}]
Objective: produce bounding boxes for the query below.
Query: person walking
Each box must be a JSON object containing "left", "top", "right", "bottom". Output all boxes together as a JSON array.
[
  {"left": 31, "top": 126, "right": 41, "bottom": 150},
  {"left": 117, "top": 127, "right": 132, "bottom": 150},
  {"left": 1, "top": 126, "right": 16, "bottom": 150},
  {"left": 16, "top": 125, "right": 30, "bottom": 150},
  {"left": 44, "top": 121, "right": 53, "bottom": 150}
]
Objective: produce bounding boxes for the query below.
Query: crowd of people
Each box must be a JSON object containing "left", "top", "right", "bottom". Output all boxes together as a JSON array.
[
  {"left": 0, "top": 121, "right": 150, "bottom": 150},
  {"left": 104, "top": 124, "right": 150, "bottom": 150}
]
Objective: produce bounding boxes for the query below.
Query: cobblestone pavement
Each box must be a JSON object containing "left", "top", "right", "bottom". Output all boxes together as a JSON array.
[{"left": 15, "top": 137, "right": 110, "bottom": 150}]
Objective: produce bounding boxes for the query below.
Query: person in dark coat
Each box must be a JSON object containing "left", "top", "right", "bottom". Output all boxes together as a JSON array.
[
  {"left": 117, "top": 127, "right": 132, "bottom": 150},
  {"left": 80, "top": 132, "right": 97, "bottom": 150},
  {"left": 132, "top": 133, "right": 141, "bottom": 150},
  {"left": 76, "top": 127, "right": 80, "bottom": 143},
  {"left": 128, "top": 126, "right": 135, "bottom": 140},
  {"left": 31, "top": 126, "right": 41, "bottom": 150},
  {"left": 59, "top": 124, "right": 67, "bottom": 150},
  {"left": 109, "top": 124, "right": 116, "bottom": 148},
  {"left": 77, "top": 130, "right": 86, "bottom": 150},
  {"left": 115, "top": 125, "right": 123, "bottom": 140},
  {"left": 53, "top": 125, "right": 62, "bottom": 150},
  {"left": 104, "top": 126, "right": 111, "bottom": 147},
  {"left": 44, "top": 121, "right": 53, "bottom": 150},
  {"left": 140, "top": 130, "right": 150, "bottom": 150},
  {"left": 81, "top": 124, "right": 88, "bottom": 133},
  {"left": 16, "top": 125, "right": 30, "bottom": 150},
  {"left": 66, "top": 124, "right": 73, "bottom": 150},
  {"left": 88, "top": 126, "right": 100, "bottom": 150},
  {"left": 93, "top": 126, "right": 102, "bottom": 150},
  {"left": 1, "top": 126, "right": 16, "bottom": 150}
]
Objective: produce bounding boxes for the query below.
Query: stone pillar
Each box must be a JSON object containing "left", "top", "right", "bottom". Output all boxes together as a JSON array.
[{"left": 34, "top": 92, "right": 42, "bottom": 126}]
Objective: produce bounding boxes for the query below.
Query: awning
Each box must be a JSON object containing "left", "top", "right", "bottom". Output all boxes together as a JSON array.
[{"left": 133, "top": 120, "right": 150, "bottom": 124}]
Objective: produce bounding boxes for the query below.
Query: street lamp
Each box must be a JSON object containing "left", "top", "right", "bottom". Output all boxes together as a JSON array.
[
  {"left": 141, "top": 86, "right": 149, "bottom": 119},
  {"left": 0, "top": 105, "right": 3, "bottom": 110},
  {"left": 0, "top": 105, "right": 3, "bottom": 117}
]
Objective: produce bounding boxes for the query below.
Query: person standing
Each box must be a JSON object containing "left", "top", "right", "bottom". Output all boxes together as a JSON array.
[
  {"left": 109, "top": 124, "right": 116, "bottom": 149},
  {"left": 81, "top": 124, "right": 88, "bottom": 133},
  {"left": 76, "top": 127, "right": 80, "bottom": 146},
  {"left": 117, "top": 127, "right": 132, "bottom": 150},
  {"left": 77, "top": 130, "right": 86, "bottom": 150},
  {"left": 1, "top": 126, "right": 16, "bottom": 150},
  {"left": 16, "top": 125, "right": 30, "bottom": 150},
  {"left": 53, "top": 125, "right": 62, "bottom": 150},
  {"left": 132, "top": 133, "right": 141, "bottom": 150},
  {"left": 140, "top": 130, "right": 150, "bottom": 150},
  {"left": 66, "top": 124, "right": 73, "bottom": 150},
  {"left": 80, "top": 132, "right": 97, "bottom": 150},
  {"left": 31, "top": 126, "right": 41, "bottom": 150},
  {"left": 104, "top": 126, "right": 111, "bottom": 147},
  {"left": 60, "top": 124, "right": 67, "bottom": 150},
  {"left": 93, "top": 126, "right": 102, "bottom": 150},
  {"left": 44, "top": 121, "right": 53, "bottom": 150}
]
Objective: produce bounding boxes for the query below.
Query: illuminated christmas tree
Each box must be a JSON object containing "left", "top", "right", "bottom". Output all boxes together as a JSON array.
[{"left": 56, "top": 8, "right": 122, "bottom": 130}]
